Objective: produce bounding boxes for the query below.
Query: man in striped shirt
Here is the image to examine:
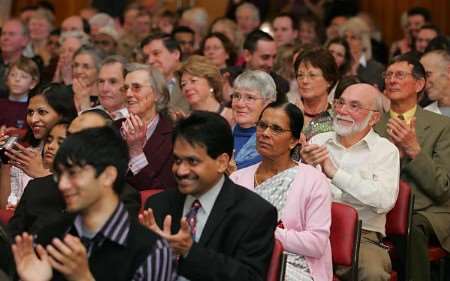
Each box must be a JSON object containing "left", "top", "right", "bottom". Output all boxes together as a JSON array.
[{"left": 12, "top": 127, "right": 176, "bottom": 281}]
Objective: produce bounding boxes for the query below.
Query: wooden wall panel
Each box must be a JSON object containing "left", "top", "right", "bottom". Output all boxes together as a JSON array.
[
  {"left": 359, "top": 0, "right": 450, "bottom": 45},
  {"left": 12, "top": 0, "right": 90, "bottom": 24},
  {"left": 10, "top": 0, "right": 449, "bottom": 47}
]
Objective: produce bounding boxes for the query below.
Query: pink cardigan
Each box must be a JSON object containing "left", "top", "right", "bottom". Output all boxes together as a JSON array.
[{"left": 230, "top": 163, "right": 333, "bottom": 281}]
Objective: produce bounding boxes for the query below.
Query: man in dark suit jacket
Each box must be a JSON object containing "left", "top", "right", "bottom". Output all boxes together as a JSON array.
[
  {"left": 142, "top": 111, "right": 278, "bottom": 281},
  {"left": 374, "top": 54, "right": 450, "bottom": 281}
]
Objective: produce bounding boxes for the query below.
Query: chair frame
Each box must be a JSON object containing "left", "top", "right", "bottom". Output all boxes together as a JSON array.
[
  {"left": 351, "top": 220, "right": 362, "bottom": 281},
  {"left": 266, "top": 239, "right": 287, "bottom": 281},
  {"left": 384, "top": 181, "right": 414, "bottom": 281}
]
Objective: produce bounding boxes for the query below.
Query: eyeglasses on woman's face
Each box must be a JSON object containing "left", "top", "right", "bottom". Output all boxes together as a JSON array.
[{"left": 256, "top": 120, "right": 291, "bottom": 135}]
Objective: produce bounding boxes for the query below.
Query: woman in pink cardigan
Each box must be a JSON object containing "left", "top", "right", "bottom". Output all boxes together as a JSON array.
[{"left": 231, "top": 101, "right": 332, "bottom": 281}]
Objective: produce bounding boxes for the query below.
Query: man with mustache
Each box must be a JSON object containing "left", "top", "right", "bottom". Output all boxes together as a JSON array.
[
  {"left": 141, "top": 111, "right": 277, "bottom": 281},
  {"left": 374, "top": 54, "right": 450, "bottom": 281},
  {"left": 301, "top": 83, "right": 400, "bottom": 281}
]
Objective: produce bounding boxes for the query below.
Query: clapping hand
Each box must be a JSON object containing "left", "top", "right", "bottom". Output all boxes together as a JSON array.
[
  {"left": 6, "top": 143, "right": 50, "bottom": 178},
  {"left": 139, "top": 209, "right": 193, "bottom": 256},
  {"left": 46, "top": 235, "right": 95, "bottom": 281},
  {"left": 12, "top": 233, "right": 52, "bottom": 281},
  {"left": 387, "top": 117, "right": 421, "bottom": 159},
  {"left": 121, "top": 114, "right": 147, "bottom": 158}
]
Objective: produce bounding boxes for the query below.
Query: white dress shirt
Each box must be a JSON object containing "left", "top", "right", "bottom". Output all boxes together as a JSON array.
[{"left": 310, "top": 129, "right": 400, "bottom": 236}]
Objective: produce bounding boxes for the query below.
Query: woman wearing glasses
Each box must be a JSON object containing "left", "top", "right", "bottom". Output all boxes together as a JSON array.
[
  {"left": 179, "top": 55, "right": 234, "bottom": 125},
  {"left": 295, "top": 48, "right": 338, "bottom": 139},
  {"left": 231, "top": 101, "right": 332, "bottom": 281},
  {"left": 231, "top": 70, "right": 277, "bottom": 170},
  {"left": 120, "top": 63, "right": 176, "bottom": 190}
]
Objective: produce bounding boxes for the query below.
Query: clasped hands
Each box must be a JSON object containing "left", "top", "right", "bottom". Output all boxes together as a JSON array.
[
  {"left": 12, "top": 233, "right": 94, "bottom": 281},
  {"left": 386, "top": 117, "right": 421, "bottom": 159},
  {"left": 300, "top": 143, "right": 337, "bottom": 178},
  {"left": 139, "top": 209, "right": 193, "bottom": 257}
]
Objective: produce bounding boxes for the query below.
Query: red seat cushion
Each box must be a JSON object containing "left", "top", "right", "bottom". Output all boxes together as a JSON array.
[
  {"left": 390, "top": 271, "right": 398, "bottom": 281},
  {"left": 140, "top": 189, "right": 164, "bottom": 212},
  {"left": 428, "top": 245, "right": 448, "bottom": 261},
  {"left": 0, "top": 209, "right": 14, "bottom": 225}
]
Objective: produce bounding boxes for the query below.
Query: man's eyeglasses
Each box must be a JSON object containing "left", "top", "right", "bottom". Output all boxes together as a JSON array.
[
  {"left": 333, "top": 99, "right": 378, "bottom": 113},
  {"left": 256, "top": 120, "right": 291, "bottom": 135},
  {"left": 230, "top": 93, "right": 264, "bottom": 104},
  {"left": 382, "top": 71, "right": 414, "bottom": 80},
  {"left": 120, "top": 83, "right": 152, "bottom": 93}
]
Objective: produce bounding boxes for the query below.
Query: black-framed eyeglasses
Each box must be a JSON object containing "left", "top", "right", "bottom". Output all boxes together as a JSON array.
[{"left": 256, "top": 120, "right": 291, "bottom": 135}]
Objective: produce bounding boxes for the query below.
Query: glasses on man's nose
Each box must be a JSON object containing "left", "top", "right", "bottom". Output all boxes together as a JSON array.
[
  {"left": 256, "top": 120, "right": 291, "bottom": 135},
  {"left": 119, "top": 83, "right": 152, "bottom": 93},
  {"left": 382, "top": 71, "right": 414, "bottom": 81},
  {"left": 333, "top": 99, "right": 378, "bottom": 113}
]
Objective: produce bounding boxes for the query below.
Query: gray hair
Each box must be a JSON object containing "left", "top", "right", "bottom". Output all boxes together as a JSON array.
[
  {"left": 125, "top": 63, "right": 169, "bottom": 114},
  {"left": 233, "top": 70, "right": 276, "bottom": 102},
  {"left": 423, "top": 50, "right": 450, "bottom": 69},
  {"left": 60, "top": 30, "right": 91, "bottom": 46},
  {"left": 236, "top": 2, "right": 260, "bottom": 22},
  {"left": 73, "top": 45, "right": 105, "bottom": 71},
  {"left": 339, "top": 16, "right": 372, "bottom": 60},
  {"left": 181, "top": 7, "right": 209, "bottom": 37},
  {"left": 89, "top": 13, "right": 115, "bottom": 30},
  {"left": 372, "top": 91, "right": 385, "bottom": 113}
]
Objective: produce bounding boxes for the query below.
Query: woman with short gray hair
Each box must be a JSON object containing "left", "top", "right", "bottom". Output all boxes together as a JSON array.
[
  {"left": 120, "top": 64, "right": 175, "bottom": 190},
  {"left": 339, "top": 16, "right": 385, "bottom": 89},
  {"left": 71, "top": 45, "right": 105, "bottom": 112},
  {"left": 231, "top": 70, "right": 276, "bottom": 170}
]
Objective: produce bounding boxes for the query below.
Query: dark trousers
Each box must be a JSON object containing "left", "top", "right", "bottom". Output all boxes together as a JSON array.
[{"left": 410, "top": 213, "right": 436, "bottom": 281}]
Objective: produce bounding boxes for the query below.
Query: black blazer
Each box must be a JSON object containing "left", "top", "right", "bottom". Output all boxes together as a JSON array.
[
  {"left": 7, "top": 175, "right": 141, "bottom": 238},
  {"left": 145, "top": 176, "right": 277, "bottom": 281}
]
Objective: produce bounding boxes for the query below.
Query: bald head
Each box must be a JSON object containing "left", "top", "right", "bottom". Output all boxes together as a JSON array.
[
  {"left": 62, "top": 16, "right": 84, "bottom": 33},
  {"left": 342, "top": 83, "right": 384, "bottom": 113},
  {"left": 68, "top": 111, "right": 111, "bottom": 134}
]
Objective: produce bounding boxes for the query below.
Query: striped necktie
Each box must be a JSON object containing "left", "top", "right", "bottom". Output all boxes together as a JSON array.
[{"left": 186, "top": 200, "right": 202, "bottom": 239}]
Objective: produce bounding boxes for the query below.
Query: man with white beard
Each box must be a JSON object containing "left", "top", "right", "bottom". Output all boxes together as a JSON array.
[{"left": 301, "top": 83, "right": 400, "bottom": 281}]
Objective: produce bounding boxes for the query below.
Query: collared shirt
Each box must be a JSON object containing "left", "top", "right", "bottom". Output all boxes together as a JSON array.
[
  {"left": 389, "top": 105, "right": 417, "bottom": 124},
  {"left": 425, "top": 101, "right": 450, "bottom": 117},
  {"left": 9, "top": 94, "right": 28, "bottom": 102},
  {"left": 167, "top": 77, "right": 177, "bottom": 95},
  {"left": 129, "top": 114, "right": 160, "bottom": 175},
  {"left": 72, "top": 202, "right": 176, "bottom": 281},
  {"left": 359, "top": 54, "right": 368, "bottom": 68},
  {"left": 310, "top": 130, "right": 400, "bottom": 236},
  {"left": 182, "top": 176, "right": 224, "bottom": 242},
  {"left": 177, "top": 176, "right": 224, "bottom": 281}
]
